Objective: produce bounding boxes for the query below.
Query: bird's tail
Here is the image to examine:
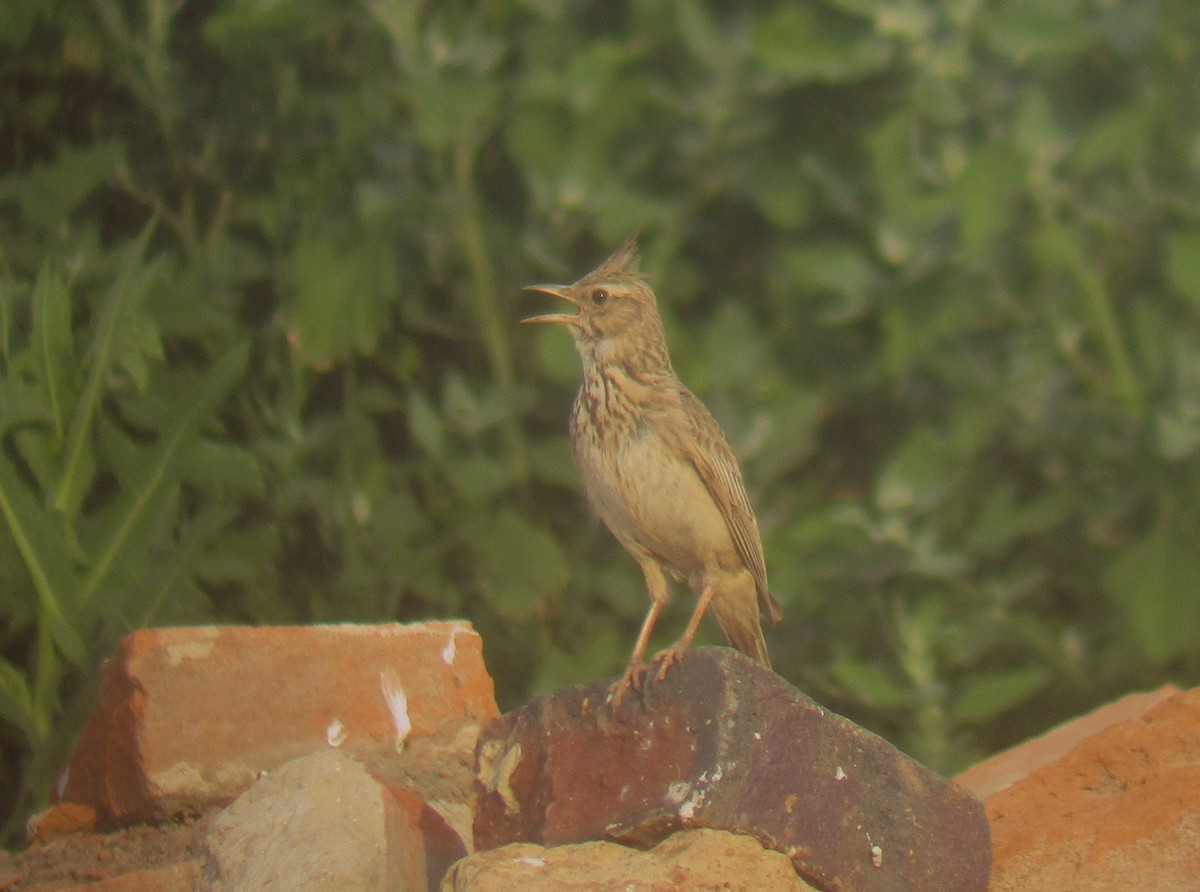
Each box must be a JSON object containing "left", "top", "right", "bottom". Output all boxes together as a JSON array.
[{"left": 710, "top": 579, "right": 772, "bottom": 669}]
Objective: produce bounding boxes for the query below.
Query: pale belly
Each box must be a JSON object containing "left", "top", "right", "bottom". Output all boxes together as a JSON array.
[{"left": 576, "top": 424, "right": 738, "bottom": 583}]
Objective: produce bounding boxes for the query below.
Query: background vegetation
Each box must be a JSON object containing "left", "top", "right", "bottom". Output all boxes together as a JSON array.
[{"left": 3, "top": 0, "right": 1199, "bottom": 844}]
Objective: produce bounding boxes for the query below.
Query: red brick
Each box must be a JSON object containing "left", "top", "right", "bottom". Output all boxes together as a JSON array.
[
  {"left": 26, "top": 803, "right": 98, "bottom": 844},
  {"left": 379, "top": 782, "right": 469, "bottom": 889},
  {"left": 956, "top": 684, "right": 1181, "bottom": 800},
  {"left": 960, "top": 686, "right": 1200, "bottom": 892},
  {"left": 57, "top": 622, "right": 497, "bottom": 827},
  {"left": 474, "top": 647, "right": 989, "bottom": 892}
]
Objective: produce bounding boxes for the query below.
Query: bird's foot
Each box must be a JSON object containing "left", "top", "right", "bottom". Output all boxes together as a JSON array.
[
  {"left": 649, "top": 641, "right": 690, "bottom": 683},
  {"left": 607, "top": 661, "right": 648, "bottom": 709}
]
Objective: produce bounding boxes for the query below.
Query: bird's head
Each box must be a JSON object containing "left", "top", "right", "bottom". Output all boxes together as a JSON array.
[{"left": 523, "top": 232, "right": 667, "bottom": 365}]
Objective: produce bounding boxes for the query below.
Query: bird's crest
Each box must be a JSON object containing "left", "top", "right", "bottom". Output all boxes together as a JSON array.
[{"left": 578, "top": 230, "right": 643, "bottom": 288}]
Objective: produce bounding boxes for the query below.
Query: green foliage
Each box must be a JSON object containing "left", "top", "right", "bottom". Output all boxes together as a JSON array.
[{"left": 2, "top": 0, "right": 1200, "bottom": 844}]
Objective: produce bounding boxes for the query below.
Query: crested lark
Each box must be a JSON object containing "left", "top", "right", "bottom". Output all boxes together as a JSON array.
[{"left": 524, "top": 233, "right": 782, "bottom": 706}]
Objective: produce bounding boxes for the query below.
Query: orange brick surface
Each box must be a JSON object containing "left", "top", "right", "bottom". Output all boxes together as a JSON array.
[{"left": 56, "top": 622, "right": 497, "bottom": 827}]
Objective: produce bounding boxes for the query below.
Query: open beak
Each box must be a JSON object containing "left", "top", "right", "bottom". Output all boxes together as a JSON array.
[{"left": 521, "top": 284, "right": 579, "bottom": 325}]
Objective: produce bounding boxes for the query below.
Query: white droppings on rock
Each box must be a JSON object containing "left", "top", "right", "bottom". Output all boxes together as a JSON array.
[
  {"left": 665, "top": 781, "right": 691, "bottom": 806},
  {"left": 442, "top": 622, "right": 468, "bottom": 665},
  {"left": 326, "top": 719, "right": 346, "bottom": 747},
  {"left": 380, "top": 669, "right": 411, "bottom": 750}
]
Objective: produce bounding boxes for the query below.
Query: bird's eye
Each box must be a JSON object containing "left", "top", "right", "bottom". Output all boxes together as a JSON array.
[{"left": 591, "top": 288, "right": 609, "bottom": 306}]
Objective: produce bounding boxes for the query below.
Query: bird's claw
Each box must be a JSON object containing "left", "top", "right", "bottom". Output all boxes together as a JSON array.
[
  {"left": 649, "top": 643, "right": 688, "bottom": 683},
  {"left": 607, "top": 662, "right": 648, "bottom": 709}
]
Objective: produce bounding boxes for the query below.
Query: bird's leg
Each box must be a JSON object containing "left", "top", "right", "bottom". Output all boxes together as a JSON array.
[
  {"left": 609, "top": 560, "right": 670, "bottom": 708},
  {"left": 650, "top": 582, "right": 716, "bottom": 682}
]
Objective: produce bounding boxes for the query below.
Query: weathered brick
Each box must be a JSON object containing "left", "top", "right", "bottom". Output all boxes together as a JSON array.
[
  {"left": 57, "top": 622, "right": 497, "bottom": 827},
  {"left": 196, "top": 749, "right": 467, "bottom": 891},
  {"left": 444, "top": 828, "right": 819, "bottom": 891},
  {"left": 473, "top": 647, "right": 989, "bottom": 892},
  {"left": 959, "top": 686, "right": 1200, "bottom": 892}
]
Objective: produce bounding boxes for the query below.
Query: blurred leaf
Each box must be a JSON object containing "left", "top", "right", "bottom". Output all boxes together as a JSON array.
[
  {"left": 407, "top": 390, "right": 444, "bottom": 456},
  {"left": 77, "top": 342, "right": 251, "bottom": 608},
  {"left": 178, "top": 439, "right": 266, "bottom": 496},
  {"left": 0, "top": 0, "right": 55, "bottom": 47},
  {"left": 782, "top": 242, "right": 875, "bottom": 322},
  {"left": 447, "top": 454, "right": 513, "bottom": 503},
  {"left": 30, "top": 263, "right": 73, "bottom": 448},
  {"left": 983, "top": 0, "right": 1092, "bottom": 62},
  {"left": 966, "top": 484, "right": 1067, "bottom": 558},
  {"left": 203, "top": 0, "right": 330, "bottom": 46},
  {"left": 1103, "top": 504, "right": 1200, "bottom": 667},
  {"left": 0, "top": 454, "right": 86, "bottom": 664},
  {"left": 409, "top": 74, "right": 500, "bottom": 150},
  {"left": 1156, "top": 410, "right": 1200, "bottom": 462},
  {"left": 0, "top": 659, "right": 36, "bottom": 741},
  {"left": 531, "top": 618, "right": 625, "bottom": 695},
  {"left": 467, "top": 509, "right": 569, "bottom": 620},
  {"left": 875, "top": 427, "right": 954, "bottom": 513},
  {"left": 955, "top": 143, "right": 1022, "bottom": 252},
  {"left": 527, "top": 437, "right": 580, "bottom": 490},
  {"left": 0, "top": 140, "right": 124, "bottom": 230},
  {"left": 675, "top": 0, "right": 723, "bottom": 63},
  {"left": 54, "top": 222, "right": 162, "bottom": 525},
  {"left": 831, "top": 659, "right": 912, "bottom": 708},
  {"left": 752, "top": 4, "right": 892, "bottom": 84},
  {"left": 531, "top": 326, "right": 581, "bottom": 387},
  {"left": 284, "top": 232, "right": 398, "bottom": 368},
  {"left": 951, "top": 666, "right": 1050, "bottom": 723},
  {"left": 1167, "top": 228, "right": 1200, "bottom": 307}
]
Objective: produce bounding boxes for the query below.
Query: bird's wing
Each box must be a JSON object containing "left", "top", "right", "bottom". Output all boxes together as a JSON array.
[{"left": 667, "top": 387, "right": 782, "bottom": 624}]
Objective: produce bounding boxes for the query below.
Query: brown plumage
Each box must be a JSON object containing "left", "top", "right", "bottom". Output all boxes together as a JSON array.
[{"left": 523, "top": 233, "right": 783, "bottom": 705}]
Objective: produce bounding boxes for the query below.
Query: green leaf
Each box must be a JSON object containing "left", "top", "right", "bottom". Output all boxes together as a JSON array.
[
  {"left": 409, "top": 75, "right": 499, "bottom": 150},
  {"left": 1167, "top": 228, "right": 1200, "bottom": 307},
  {"left": 527, "top": 437, "right": 580, "bottom": 490},
  {"left": 675, "top": 0, "right": 723, "bottom": 63},
  {"left": 55, "top": 221, "right": 162, "bottom": 523},
  {"left": 831, "top": 659, "right": 912, "bottom": 708},
  {"left": 177, "top": 438, "right": 265, "bottom": 497},
  {"left": 0, "top": 140, "right": 124, "bottom": 230},
  {"left": 875, "top": 426, "right": 954, "bottom": 513},
  {"left": 951, "top": 666, "right": 1050, "bottom": 723},
  {"left": 30, "top": 263, "right": 73, "bottom": 448},
  {"left": 955, "top": 144, "right": 1022, "bottom": 252},
  {"left": 0, "top": 0, "right": 56, "bottom": 47},
  {"left": 446, "top": 455, "right": 513, "bottom": 503},
  {"left": 1156, "top": 409, "right": 1200, "bottom": 462},
  {"left": 1102, "top": 502, "right": 1200, "bottom": 667},
  {"left": 284, "top": 232, "right": 398, "bottom": 367},
  {"left": 467, "top": 509, "right": 569, "bottom": 620},
  {"left": 983, "top": 0, "right": 1092, "bottom": 62},
  {"left": 0, "top": 454, "right": 86, "bottom": 664},
  {"left": 782, "top": 243, "right": 875, "bottom": 322},
  {"left": 407, "top": 390, "right": 444, "bottom": 456},
  {"left": 752, "top": 4, "right": 892, "bottom": 84},
  {"left": 0, "top": 659, "right": 36, "bottom": 741},
  {"left": 966, "top": 484, "right": 1068, "bottom": 558},
  {"left": 202, "top": 0, "right": 326, "bottom": 47},
  {"left": 77, "top": 342, "right": 251, "bottom": 608},
  {"left": 0, "top": 381, "right": 53, "bottom": 437}
]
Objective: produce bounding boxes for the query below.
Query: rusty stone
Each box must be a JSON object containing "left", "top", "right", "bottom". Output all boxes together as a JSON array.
[{"left": 474, "top": 647, "right": 989, "bottom": 892}]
